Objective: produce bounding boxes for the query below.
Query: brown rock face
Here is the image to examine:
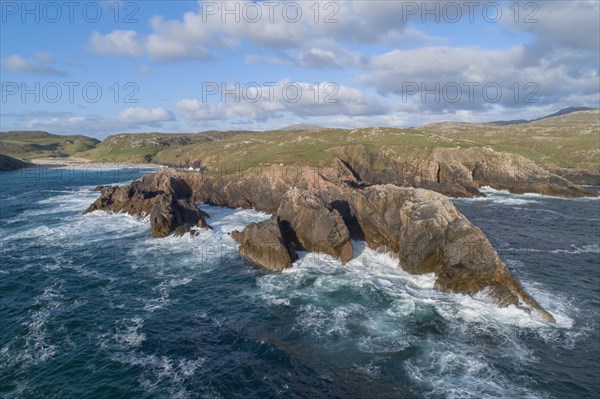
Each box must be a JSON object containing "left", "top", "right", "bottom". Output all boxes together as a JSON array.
[
  {"left": 232, "top": 216, "right": 298, "bottom": 271},
  {"left": 84, "top": 168, "right": 209, "bottom": 237},
  {"left": 330, "top": 145, "right": 598, "bottom": 198},
  {"left": 83, "top": 166, "right": 557, "bottom": 322},
  {"left": 277, "top": 188, "right": 353, "bottom": 264},
  {"left": 192, "top": 160, "right": 357, "bottom": 213},
  {"left": 548, "top": 167, "right": 600, "bottom": 186},
  {"left": 433, "top": 147, "right": 598, "bottom": 197},
  {"left": 149, "top": 194, "right": 210, "bottom": 238},
  {"left": 348, "top": 185, "right": 555, "bottom": 322}
]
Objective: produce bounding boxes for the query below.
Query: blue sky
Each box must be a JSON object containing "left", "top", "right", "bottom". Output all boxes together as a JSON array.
[{"left": 1, "top": 0, "right": 598, "bottom": 138}]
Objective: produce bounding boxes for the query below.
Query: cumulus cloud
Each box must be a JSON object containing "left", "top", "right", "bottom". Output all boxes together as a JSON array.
[
  {"left": 1, "top": 54, "right": 68, "bottom": 76},
  {"left": 364, "top": 45, "right": 599, "bottom": 112},
  {"left": 117, "top": 107, "right": 175, "bottom": 123},
  {"left": 8, "top": 107, "right": 176, "bottom": 137},
  {"left": 174, "top": 80, "right": 389, "bottom": 123},
  {"left": 89, "top": 30, "right": 144, "bottom": 57},
  {"left": 86, "top": 0, "right": 431, "bottom": 62},
  {"left": 79, "top": 0, "right": 599, "bottom": 127},
  {"left": 505, "top": 0, "right": 600, "bottom": 53}
]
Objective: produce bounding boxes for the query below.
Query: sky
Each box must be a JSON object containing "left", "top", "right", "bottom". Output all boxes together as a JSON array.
[{"left": 1, "top": 0, "right": 599, "bottom": 138}]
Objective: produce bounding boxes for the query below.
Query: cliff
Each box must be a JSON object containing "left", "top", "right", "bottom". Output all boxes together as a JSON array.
[{"left": 85, "top": 167, "right": 557, "bottom": 322}]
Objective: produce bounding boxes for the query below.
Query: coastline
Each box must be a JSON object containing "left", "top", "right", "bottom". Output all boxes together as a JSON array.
[{"left": 27, "top": 157, "right": 160, "bottom": 170}]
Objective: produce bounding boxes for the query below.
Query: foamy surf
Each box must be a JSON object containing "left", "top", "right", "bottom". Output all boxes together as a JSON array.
[{"left": 2, "top": 167, "right": 597, "bottom": 398}]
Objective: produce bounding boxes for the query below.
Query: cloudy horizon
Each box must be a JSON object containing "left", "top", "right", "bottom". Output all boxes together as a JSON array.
[{"left": 1, "top": 0, "right": 599, "bottom": 138}]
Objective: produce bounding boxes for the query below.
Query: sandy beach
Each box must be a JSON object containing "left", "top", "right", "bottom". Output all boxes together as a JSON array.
[{"left": 29, "top": 157, "right": 160, "bottom": 170}]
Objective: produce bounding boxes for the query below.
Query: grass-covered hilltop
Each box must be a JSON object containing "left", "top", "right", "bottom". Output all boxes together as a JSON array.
[
  {"left": 0, "top": 131, "right": 99, "bottom": 160},
  {"left": 2, "top": 109, "right": 599, "bottom": 192}
]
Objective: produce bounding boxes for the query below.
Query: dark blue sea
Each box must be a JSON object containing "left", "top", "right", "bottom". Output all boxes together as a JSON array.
[{"left": 1, "top": 167, "right": 599, "bottom": 398}]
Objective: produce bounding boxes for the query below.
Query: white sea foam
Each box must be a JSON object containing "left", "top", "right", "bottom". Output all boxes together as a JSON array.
[
  {"left": 457, "top": 187, "right": 541, "bottom": 205},
  {"left": 550, "top": 243, "right": 599, "bottom": 254},
  {"left": 198, "top": 204, "right": 271, "bottom": 233},
  {"left": 112, "top": 352, "right": 206, "bottom": 397},
  {"left": 405, "top": 345, "right": 549, "bottom": 399},
  {"left": 254, "top": 239, "right": 574, "bottom": 398},
  {"left": 2, "top": 284, "right": 66, "bottom": 370},
  {"left": 114, "top": 317, "right": 146, "bottom": 348},
  {"left": 478, "top": 186, "right": 600, "bottom": 202}
]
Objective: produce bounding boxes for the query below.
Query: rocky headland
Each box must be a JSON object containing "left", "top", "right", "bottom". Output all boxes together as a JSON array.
[
  {"left": 329, "top": 146, "right": 598, "bottom": 198},
  {"left": 84, "top": 169, "right": 209, "bottom": 237},
  {"left": 85, "top": 165, "right": 563, "bottom": 322},
  {"left": 0, "top": 154, "right": 30, "bottom": 172}
]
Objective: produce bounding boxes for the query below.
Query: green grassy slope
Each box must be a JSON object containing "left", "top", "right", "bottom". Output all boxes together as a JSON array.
[
  {"left": 2, "top": 110, "right": 598, "bottom": 173},
  {"left": 0, "top": 131, "right": 100, "bottom": 160},
  {"left": 76, "top": 110, "right": 600, "bottom": 173}
]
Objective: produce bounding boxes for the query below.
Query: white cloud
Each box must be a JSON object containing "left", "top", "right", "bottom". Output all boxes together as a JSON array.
[
  {"left": 174, "top": 80, "right": 389, "bottom": 123},
  {"left": 1, "top": 54, "right": 67, "bottom": 76},
  {"left": 12, "top": 107, "right": 176, "bottom": 137},
  {"left": 85, "top": 0, "right": 431, "bottom": 62},
  {"left": 89, "top": 30, "right": 144, "bottom": 57},
  {"left": 296, "top": 48, "right": 342, "bottom": 69},
  {"left": 364, "top": 45, "right": 599, "bottom": 111},
  {"left": 117, "top": 107, "right": 175, "bottom": 123},
  {"left": 505, "top": 0, "right": 600, "bottom": 53}
]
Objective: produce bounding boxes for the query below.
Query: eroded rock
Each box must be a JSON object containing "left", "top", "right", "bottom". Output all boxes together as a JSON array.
[
  {"left": 348, "top": 185, "right": 555, "bottom": 322},
  {"left": 83, "top": 166, "right": 558, "bottom": 322},
  {"left": 232, "top": 216, "right": 298, "bottom": 271},
  {"left": 84, "top": 168, "right": 210, "bottom": 237},
  {"left": 277, "top": 188, "right": 353, "bottom": 264}
]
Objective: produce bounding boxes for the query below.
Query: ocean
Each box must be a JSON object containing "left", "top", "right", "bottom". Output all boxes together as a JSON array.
[{"left": 1, "top": 167, "right": 598, "bottom": 398}]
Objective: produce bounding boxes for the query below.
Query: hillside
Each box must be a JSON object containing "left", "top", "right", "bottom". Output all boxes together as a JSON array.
[
  {"left": 2, "top": 110, "right": 598, "bottom": 179},
  {"left": 0, "top": 131, "right": 99, "bottom": 160},
  {"left": 0, "top": 154, "right": 30, "bottom": 171},
  {"left": 76, "top": 110, "right": 599, "bottom": 176}
]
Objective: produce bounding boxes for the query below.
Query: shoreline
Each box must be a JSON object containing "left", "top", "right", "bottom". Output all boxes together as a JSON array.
[{"left": 27, "top": 157, "right": 160, "bottom": 170}]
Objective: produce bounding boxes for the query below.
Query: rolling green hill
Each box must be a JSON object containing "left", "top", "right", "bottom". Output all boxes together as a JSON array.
[
  {"left": 2, "top": 110, "right": 598, "bottom": 176},
  {"left": 77, "top": 110, "right": 599, "bottom": 174},
  {"left": 0, "top": 131, "right": 99, "bottom": 160}
]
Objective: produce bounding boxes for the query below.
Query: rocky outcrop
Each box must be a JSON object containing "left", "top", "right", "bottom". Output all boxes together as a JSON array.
[
  {"left": 0, "top": 154, "right": 30, "bottom": 171},
  {"left": 232, "top": 216, "right": 298, "bottom": 271},
  {"left": 84, "top": 166, "right": 557, "bottom": 322},
  {"left": 277, "top": 188, "right": 353, "bottom": 264},
  {"left": 329, "top": 145, "right": 598, "bottom": 198},
  {"left": 432, "top": 147, "right": 598, "bottom": 198},
  {"left": 547, "top": 167, "right": 600, "bottom": 186},
  {"left": 84, "top": 168, "right": 209, "bottom": 237},
  {"left": 193, "top": 159, "right": 358, "bottom": 213},
  {"left": 149, "top": 194, "right": 209, "bottom": 238},
  {"left": 347, "top": 185, "right": 555, "bottom": 322}
]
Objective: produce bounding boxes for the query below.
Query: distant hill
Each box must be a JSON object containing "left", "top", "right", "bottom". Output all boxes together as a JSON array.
[
  {"left": 489, "top": 107, "right": 596, "bottom": 125},
  {"left": 278, "top": 123, "right": 323, "bottom": 131},
  {"left": 2, "top": 109, "right": 598, "bottom": 174},
  {"left": 0, "top": 131, "right": 100, "bottom": 160},
  {"left": 0, "top": 154, "right": 30, "bottom": 171}
]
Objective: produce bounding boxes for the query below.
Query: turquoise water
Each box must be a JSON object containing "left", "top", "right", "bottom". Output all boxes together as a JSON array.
[{"left": 1, "top": 167, "right": 598, "bottom": 398}]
